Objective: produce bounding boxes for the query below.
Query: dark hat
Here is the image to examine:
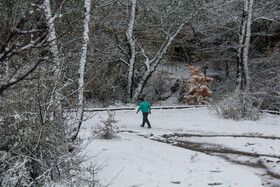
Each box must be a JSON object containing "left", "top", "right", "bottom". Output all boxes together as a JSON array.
[{"left": 139, "top": 97, "right": 144, "bottom": 101}]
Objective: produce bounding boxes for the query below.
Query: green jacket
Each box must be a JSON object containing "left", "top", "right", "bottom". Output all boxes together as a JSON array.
[{"left": 138, "top": 101, "right": 151, "bottom": 113}]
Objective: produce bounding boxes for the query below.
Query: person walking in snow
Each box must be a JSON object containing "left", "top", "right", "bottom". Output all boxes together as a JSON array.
[{"left": 136, "top": 98, "right": 152, "bottom": 128}]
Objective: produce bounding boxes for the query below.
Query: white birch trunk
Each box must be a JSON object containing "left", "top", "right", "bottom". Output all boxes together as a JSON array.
[
  {"left": 242, "top": 0, "right": 254, "bottom": 90},
  {"left": 237, "top": 0, "right": 254, "bottom": 91},
  {"left": 43, "top": 0, "right": 62, "bottom": 112},
  {"left": 236, "top": 2, "right": 247, "bottom": 90},
  {"left": 126, "top": 0, "right": 137, "bottom": 101},
  {"left": 72, "top": 0, "right": 91, "bottom": 140}
]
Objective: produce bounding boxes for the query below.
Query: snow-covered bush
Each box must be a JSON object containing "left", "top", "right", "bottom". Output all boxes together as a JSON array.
[
  {"left": 0, "top": 70, "right": 97, "bottom": 186},
  {"left": 0, "top": 110, "right": 97, "bottom": 186},
  {"left": 0, "top": 153, "right": 31, "bottom": 186},
  {"left": 184, "top": 64, "right": 214, "bottom": 105},
  {"left": 210, "top": 91, "right": 262, "bottom": 120},
  {"left": 93, "top": 111, "right": 119, "bottom": 139}
]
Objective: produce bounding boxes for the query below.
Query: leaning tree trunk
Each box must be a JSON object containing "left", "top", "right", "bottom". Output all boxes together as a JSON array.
[
  {"left": 71, "top": 0, "right": 91, "bottom": 141},
  {"left": 132, "top": 10, "right": 200, "bottom": 101},
  {"left": 236, "top": 0, "right": 254, "bottom": 91},
  {"left": 132, "top": 37, "right": 173, "bottom": 101}
]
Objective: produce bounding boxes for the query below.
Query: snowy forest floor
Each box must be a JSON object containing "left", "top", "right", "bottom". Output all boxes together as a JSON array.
[{"left": 80, "top": 107, "right": 280, "bottom": 187}]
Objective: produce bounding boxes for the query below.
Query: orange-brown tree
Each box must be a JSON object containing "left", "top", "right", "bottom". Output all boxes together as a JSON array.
[{"left": 184, "top": 64, "right": 214, "bottom": 105}]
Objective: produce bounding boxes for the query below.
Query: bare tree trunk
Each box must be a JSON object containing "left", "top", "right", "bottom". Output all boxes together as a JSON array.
[
  {"left": 43, "top": 0, "right": 62, "bottom": 112},
  {"left": 132, "top": 11, "right": 201, "bottom": 101},
  {"left": 72, "top": 0, "right": 91, "bottom": 140},
  {"left": 236, "top": 0, "right": 254, "bottom": 91},
  {"left": 126, "top": 0, "right": 137, "bottom": 102},
  {"left": 132, "top": 36, "right": 174, "bottom": 101}
]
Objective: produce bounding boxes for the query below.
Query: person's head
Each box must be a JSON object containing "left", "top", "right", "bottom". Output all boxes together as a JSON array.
[{"left": 139, "top": 97, "right": 145, "bottom": 102}]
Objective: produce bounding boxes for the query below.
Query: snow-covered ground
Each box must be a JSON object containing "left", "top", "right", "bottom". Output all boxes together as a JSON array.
[{"left": 81, "top": 107, "right": 280, "bottom": 187}]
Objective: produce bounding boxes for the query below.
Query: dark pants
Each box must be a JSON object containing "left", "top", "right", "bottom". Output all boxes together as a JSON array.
[{"left": 142, "top": 112, "right": 151, "bottom": 127}]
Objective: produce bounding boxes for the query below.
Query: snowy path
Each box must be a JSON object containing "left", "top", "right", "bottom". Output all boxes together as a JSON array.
[{"left": 82, "top": 107, "right": 280, "bottom": 187}]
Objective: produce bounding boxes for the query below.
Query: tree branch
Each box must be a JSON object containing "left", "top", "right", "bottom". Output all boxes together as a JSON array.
[{"left": 0, "top": 59, "right": 44, "bottom": 95}]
